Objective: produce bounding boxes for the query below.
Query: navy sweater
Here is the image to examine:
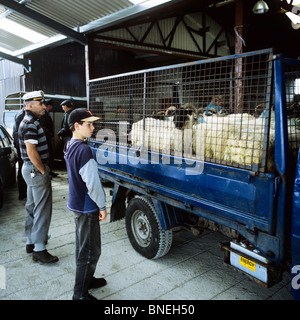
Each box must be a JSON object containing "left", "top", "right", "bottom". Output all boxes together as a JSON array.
[{"left": 64, "top": 139, "right": 106, "bottom": 214}]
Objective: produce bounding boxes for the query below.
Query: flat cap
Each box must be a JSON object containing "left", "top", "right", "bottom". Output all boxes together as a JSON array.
[
  {"left": 60, "top": 100, "right": 73, "bottom": 108},
  {"left": 44, "top": 99, "right": 53, "bottom": 106}
]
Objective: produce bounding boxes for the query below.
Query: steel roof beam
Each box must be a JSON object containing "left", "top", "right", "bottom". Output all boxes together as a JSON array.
[
  {"left": 0, "top": 0, "right": 87, "bottom": 45},
  {"left": 0, "top": 51, "right": 30, "bottom": 72}
]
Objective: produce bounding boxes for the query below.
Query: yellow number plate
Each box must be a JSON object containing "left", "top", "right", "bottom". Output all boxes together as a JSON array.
[{"left": 239, "top": 256, "right": 256, "bottom": 272}]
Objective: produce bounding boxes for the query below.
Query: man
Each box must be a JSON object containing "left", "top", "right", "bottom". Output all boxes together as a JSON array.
[
  {"left": 57, "top": 99, "right": 73, "bottom": 145},
  {"left": 12, "top": 106, "right": 27, "bottom": 200},
  {"left": 64, "top": 108, "right": 107, "bottom": 300},
  {"left": 204, "top": 95, "right": 224, "bottom": 115},
  {"left": 18, "top": 90, "right": 58, "bottom": 264},
  {"left": 40, "top": 99, "right": 58, "bottom": 177}
]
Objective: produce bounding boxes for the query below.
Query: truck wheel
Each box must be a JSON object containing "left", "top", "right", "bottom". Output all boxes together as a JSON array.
[{"left": 125, "top": 196, "right": 172, "bottom": 259}]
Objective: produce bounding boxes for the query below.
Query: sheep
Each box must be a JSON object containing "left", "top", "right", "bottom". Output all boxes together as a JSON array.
[
  {"left": 130, "top": 117, "right": 173, "bottom": 153},
  {"left": 192, "top": 110, "right": 273, "bottom": 168},
  {"left": 131, "top": 104, "right": 197, "bottom": 154},
  {"left": 192, "top": 112, "right": 270, "bottom": 167},
  {"left": 173, "top": 105, "right": 195, "bottom": 129},
  {"left": 130, "top": 109, "right": 175, "bottom": 152},
  {"left": 165, "top": 106, "right": 176, "bottom": 117},
  {"left": 253, "top": 104, "right": 265, "bottom": 118},
  {"left": 192, "top": 109, "right": 295, "bottom": 171},
  {"left": 130, "top": 104, "right": 300, "bottom": 172},
  {"left": 150, "top": 110, "right": 166, "bottom": 120}
]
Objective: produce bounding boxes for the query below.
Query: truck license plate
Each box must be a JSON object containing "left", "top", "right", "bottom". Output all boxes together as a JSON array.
[{"left": 239, "top": 256, "right": 256, "bottom": 272}]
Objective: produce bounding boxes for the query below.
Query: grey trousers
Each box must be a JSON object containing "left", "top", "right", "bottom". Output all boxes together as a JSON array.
[{"left": 22, "top": 162, "right": 52, "bottom": 245}]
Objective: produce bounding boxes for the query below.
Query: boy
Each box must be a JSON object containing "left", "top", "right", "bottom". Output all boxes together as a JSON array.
[{"left": 64, "top": 108, "right": 107, "bottom": 300}]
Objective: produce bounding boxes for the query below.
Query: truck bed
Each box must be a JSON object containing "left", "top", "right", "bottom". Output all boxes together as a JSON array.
[{"left": 89, "top": 49, "right": 300, "bottom": 264}]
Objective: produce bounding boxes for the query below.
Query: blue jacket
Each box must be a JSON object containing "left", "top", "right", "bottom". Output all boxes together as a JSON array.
[
  {"left": 64, "top": 139, "right": 106, "bottom": 214},
  {"left": 203, "top": 103, "right": 223, "bottom": 115}
]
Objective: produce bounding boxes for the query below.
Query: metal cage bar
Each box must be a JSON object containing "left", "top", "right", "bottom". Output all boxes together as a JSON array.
[
  {"left": 284, "top": 59, "right": 300, "bottom": 165},
  {"left": 89, "top": 49, "right": 277, "bottom": 172}
]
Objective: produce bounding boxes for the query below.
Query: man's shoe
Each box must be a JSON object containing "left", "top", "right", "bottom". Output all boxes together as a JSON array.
[
  {"left": 73, "top": 293, "right": 98, "bottom": 300},
  {"left": 26, "top": 238, "right": 50, "bottom": 254},
  {"left": 26, "top": 244, "right": 34, "bottom": 253},
  {"left": 89, "top": 277, "right": 107, "bottom": 289},
  {"left": 32, "top": 250, "right": 59, "bottom": 264}
]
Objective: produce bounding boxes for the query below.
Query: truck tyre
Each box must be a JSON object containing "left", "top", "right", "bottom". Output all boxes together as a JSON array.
[{"left": 125, "top": 196, "right": 172, "bottom": 259}]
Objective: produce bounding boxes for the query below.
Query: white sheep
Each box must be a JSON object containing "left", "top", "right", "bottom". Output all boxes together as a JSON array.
[{"left": 130, "top": 108, "right": 300, "bottom": 172}]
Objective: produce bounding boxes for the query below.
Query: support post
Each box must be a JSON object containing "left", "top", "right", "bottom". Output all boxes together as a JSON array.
[
  {"left": 234, "top": 0, "right": 244, "bottom": 113},
  {"left": 85, "top": 35, "right": 95, "bottom": 107}
]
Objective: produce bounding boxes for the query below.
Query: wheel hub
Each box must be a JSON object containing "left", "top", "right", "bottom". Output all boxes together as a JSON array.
[{"left": 131, "top": 210, "right": 151, "bottom": 247}]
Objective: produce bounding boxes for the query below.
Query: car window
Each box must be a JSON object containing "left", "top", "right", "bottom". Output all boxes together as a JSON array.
[
  {"left": 3, "top": 111, "right": 18, "bottom": 130},
  {"left": 1, "top": 126, "right": 13, "bottom": 144},
  {"left": 0, "top": 127, "right": 9, "bottom": 147},
  {"left": 0, "top": 135, "right": 4, "bottom": 148}
]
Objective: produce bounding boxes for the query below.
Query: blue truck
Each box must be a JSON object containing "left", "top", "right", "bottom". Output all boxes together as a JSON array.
[{"left": 88, "top": 49, "right": 300, "bottom": 299}]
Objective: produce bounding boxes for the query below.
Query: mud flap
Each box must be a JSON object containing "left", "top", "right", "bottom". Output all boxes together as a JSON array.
[{"left": 110, "top": 184, "right": 127, "bottom": 222}]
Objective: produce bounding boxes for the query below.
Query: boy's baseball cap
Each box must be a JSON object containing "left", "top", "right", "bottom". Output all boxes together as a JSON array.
[
  {"left": 68, "top": 108, "right": 101, "bottom": 127},
  {"left": 23, "top": 90, "right": 45, "bottom": 102}
]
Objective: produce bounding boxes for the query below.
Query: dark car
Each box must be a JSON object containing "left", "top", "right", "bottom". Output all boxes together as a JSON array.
[{"left": 0, "top": 124, "right": 17, "bottom": 208}]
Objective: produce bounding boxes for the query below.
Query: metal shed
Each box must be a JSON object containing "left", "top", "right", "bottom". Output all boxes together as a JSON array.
[{"left": 0, "top": 0, "right": 298, "bottom": 116}]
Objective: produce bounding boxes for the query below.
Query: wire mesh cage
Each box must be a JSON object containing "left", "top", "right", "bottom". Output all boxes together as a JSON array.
[
  {"left": 284, "top": 60, "right": 300, "bottom": 164},
  {"left": 89, "top": 49, "right": 288, "bottom": 173}
]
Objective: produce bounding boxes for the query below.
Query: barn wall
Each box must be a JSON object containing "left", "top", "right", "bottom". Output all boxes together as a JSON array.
[{"left": 24, "top": 43, "right": 86, "bottom": 97}]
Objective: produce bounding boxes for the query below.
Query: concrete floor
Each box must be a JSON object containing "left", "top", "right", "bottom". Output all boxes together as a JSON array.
[{"left": 0, "top": 165, "right": 293, "bottom": 300}]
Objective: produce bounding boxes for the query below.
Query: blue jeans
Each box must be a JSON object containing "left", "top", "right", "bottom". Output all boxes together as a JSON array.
[{"left": 73, "top": 211, "right": 101, "bottom": 299}]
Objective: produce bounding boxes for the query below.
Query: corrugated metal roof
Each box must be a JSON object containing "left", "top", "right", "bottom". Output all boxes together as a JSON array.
[
  {"left": 25, "top": 0, "right": 132, "bottom": 29},
  {"left": 0, "top": 0, "right": 164, "bottom": 56},
  {"left": 1, "top": 0, "right": 297, "bottom": 65},
  {"left": 4, "top": 11, "right": 57, "bottom": 37},
  {"left": 0, "top": 28, "right": 31, "bottom": 52}
]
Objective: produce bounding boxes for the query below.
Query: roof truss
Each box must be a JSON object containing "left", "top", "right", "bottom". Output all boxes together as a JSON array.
[
  {"left": 0, "top": 50, "right": 30, "bottom": 71},
  {"left": 93, "top": 10, "right": 234, "bottom": 60}
]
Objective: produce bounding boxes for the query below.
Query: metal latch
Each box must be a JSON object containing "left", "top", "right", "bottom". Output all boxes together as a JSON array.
[{"left": 273, "top": 176, "right": 281, "bottom": 198}]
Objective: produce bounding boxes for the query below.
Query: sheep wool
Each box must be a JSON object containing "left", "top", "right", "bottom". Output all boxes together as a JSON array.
[{"left": 130, "top": 110, "right": 300, "bottom": 172}]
